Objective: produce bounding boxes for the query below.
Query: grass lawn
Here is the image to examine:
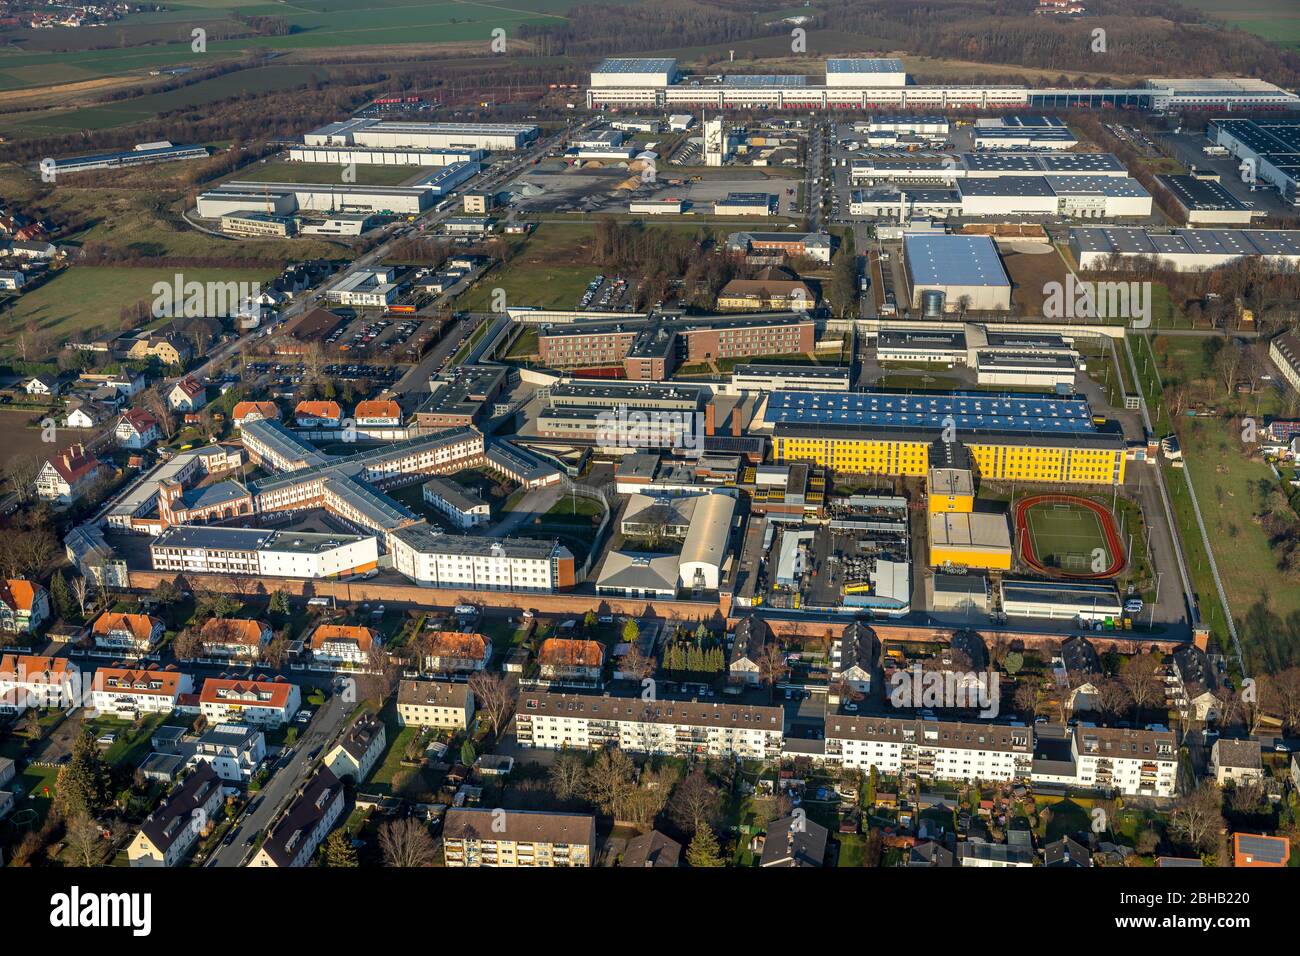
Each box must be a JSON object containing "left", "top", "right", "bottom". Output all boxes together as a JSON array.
[
  {"left": 1036, "top": 797, "right": 1091, "bottom": 842},
  {"left": 836, "top": 832, "right": 867, "bottom": 866},
  {"left": 0, "top": 264, "right": 278, "bottom": 357},
  {"left": 456, "top": 223, "right": 599, "bottom": 313},
  {"left": 238, "top": 161, "right": 420, "bottom": 187}
]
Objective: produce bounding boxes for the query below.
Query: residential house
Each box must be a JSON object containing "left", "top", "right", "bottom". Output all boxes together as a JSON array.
[
  {"left": 294, "top": 400, "right": 343, "bottom": 428},
  {"left": 354, "top": 399, "right": 402, "bottom": 427},
  {"left": 1211, "top": 738, "right": 1264, "bottom": 787},
  {"left": 309, "top": 624, "right": 377, "bottom": 666},
  {"left": 250, "top": 768, "right": 345, "bottom": 867},
  {"left": 727, "top": 616, "right": 767, "bottom": 686},
  {"left": 443, "top": 808, "right": 595, "bottom": 867},
  {"left": 167, "top": 377, "right": 207, "bottom": 412},
  {"left": 64, "top": 399, "right": 112, "bottom": 429},
  {"left": 424, "top": 631, "right": 491, "bottom": 673},
  {"left": 0, "top": 270, "right": 26, "bottom": 292},
  {"left": 25, "top": 375, "right": 63, "bottom": 397},
  {"left": 537, "top": 638, "right": 604, "bottom": 682},
  {"left": 830, "top": 621, "right": 876, "bottom": 697},
  {"left": 91, "top": 612, "right": 164, "bottom": 655},
  {"left": 909, "top": 842, "right": 956, "bottom": 867},
  {"left": 0, "top": 580, "right": 50, "bottom": 634},
  {"left": 199, "top": 618, "right": 272, "bottom": 662},
  {"left": 620, "top": 830, "right": 682, "bottom": 867},
  {"left": 127, "top": 335, "right": 192, "bottom": 367},
  {"left": 959, "top": 842, "right": 1035, "bottom": 867},
  {"left": 115, "top": 408, "right": 161, "bottom": 450},
  {"left": 0, "top": 654, "right": 78, "bottom": 715},
  {"left": 323, "top": 711, "right": 386, "bottom": 783},
  {"left": 127, "top": 763, "right": 223, "bottom": 867},
  {"left": 1233, "top": 833, "right": 1291, "bottom": 867},
  {"left": 1043, "top": 836, "right": 1092, "bottom": 867},
  {"left": 760, "top": 815, "right": 828, "bottom": 867},
  {"left": 91, "top": 666, "right": 192, "bottom": 717},
  {"left": 231, "top": 401, "right": 280, "bottom": 429},
  {"left": 396, "top": 678, "right": 474, "bottom": 730},
  {"left": 189, "top": 723, "right": 266, "bottom": 783},
  {"left": 35, "top": 444, "right": 109, "bottom": 504},
  {"left": 1166, "top": 645, "right": 1220, "bottom": 723},
  {"left": 199, "top": 677, "right": 300, "bottom": 727}
]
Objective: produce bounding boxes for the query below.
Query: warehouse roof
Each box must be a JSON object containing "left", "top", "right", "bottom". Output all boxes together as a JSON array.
[
  {"left": 929, "top": 511, "right": 1011, "bottom": 551},
  {"left": 904, "top": 234, "right": 1010, "bottom": 288},
  {"left": 826, "top": 57, "right": 905, "bottom": 74},
  {"left": 680, "top": 493, "right": 736, "bottom": 569},
  {"left": 593, "top": 57, "right": 678, "bottom": 74},
  {"left": 1157, "top": 174, "right": 1249, "bottom": 211}
]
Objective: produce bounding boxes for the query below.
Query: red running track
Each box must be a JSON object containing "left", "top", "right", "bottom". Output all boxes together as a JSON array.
[{"left": 1014, "top": 493, "right": 1125, "bottom": 579}]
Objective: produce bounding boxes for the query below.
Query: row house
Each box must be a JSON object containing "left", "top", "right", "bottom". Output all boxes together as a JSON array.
[
  {"left": 515, "top": 691, "right": 784, "bottom": 761},
  {"left": 92, "top": 666, "right": 192, "bottom": 718}
]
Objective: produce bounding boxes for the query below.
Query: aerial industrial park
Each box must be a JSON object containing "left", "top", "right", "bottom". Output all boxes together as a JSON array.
[{"left": 1, "top": 0, "right": 1299, "bottom": 918}]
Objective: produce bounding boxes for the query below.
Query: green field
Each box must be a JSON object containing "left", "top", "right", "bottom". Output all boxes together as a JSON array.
[
  {"left": 1022, "top": 500, "right": 1115, "bottom": 573},
  {"left": 0, "top": 0, "right": 599, "bottom": 94},
  {"left": 2, "top": 264, "right": 277, "bottom": 354},
  {"left": 239, "top": 160, "right": 421, "bottom": 187},
  {"left": 1176, "top": 0, "right": 1300, "bottom": 49}
]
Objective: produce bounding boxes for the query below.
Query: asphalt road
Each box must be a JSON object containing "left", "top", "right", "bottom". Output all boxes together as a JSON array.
[{"left": 206, "top": 690, "right": 351, "bottom": 868}]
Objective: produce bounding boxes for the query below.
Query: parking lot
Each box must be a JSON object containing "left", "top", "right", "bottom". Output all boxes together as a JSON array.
[
  {"left": 577, "top": 273, "right": 639, "bottom": 312},
  {"left": 245, "top": 361, "right": 405, "bottom": 384},
  {"left": 325, "top": 313, "right": 439, "bottom": 360}
]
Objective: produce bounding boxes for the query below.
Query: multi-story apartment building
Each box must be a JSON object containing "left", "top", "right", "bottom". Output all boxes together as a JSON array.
[
  {"left": 1071, "top": 725, "right": 1177, "bottom": 798},
  {"left": 396, "top": 679, "right": 475, "bottom": 730},
  {"left": 443, "top": 808, "right": 595, "bottom": 867},
  {"left": 0, "top": 654, "right": 78, "bottom": 715},
  {"left": 91, "top": 666, "right": 193, "bottom": 718},
  {"left": 150, "top": 525, "right": 379, "bottom": 580},
  {"left": 389, "top": 524, "right": 576, "bottom": 592},
  {"left": 250, "top": 768, "right": 345, "bottom": 868},
  {"left": 824, "top": 716, "right": 1034, "bottom": 781},
  {"left": 199, "top": 677, "right": 301, "bottom": 727},
  {"left": 189, "top": 723, "right": 266, "bottom": 783},
  {"left": 515, "top": 691, "right": 785, "bottom": 760},
  {"left": 127, "top": 763, "right": 223, "bottom": 867}
]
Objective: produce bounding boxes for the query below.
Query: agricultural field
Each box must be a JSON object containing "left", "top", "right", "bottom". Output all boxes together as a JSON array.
[{"left": 1177, "top": 0, "right": 1300, "bottom": 50}]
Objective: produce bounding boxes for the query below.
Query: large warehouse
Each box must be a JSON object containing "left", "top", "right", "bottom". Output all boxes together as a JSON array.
[
  {"left": 288, "top": 145, "right": 484, "bottom": 167},
  {"left": 591, "top": 57, "right": 680, "bottom": 88},
  {"left": 762, "top": 390, "right": 1127, "bottom": 485},
  {"left": 826, "top": 58, "right": 907, "bottom": 88},
  {"left": 851, "top": 151, "right": 1128, "bottom": 186},
  {"left": 1206, "top": 117, "right": 1300, "bottom": 207},
  {"left": 194, "top": 168, "right": 477, "bottom": 218},
  {"left": 972, "top": 115, "right": 1078, "bottom": 150},
  {"left": 903, "top": 234, "right": 1012, "bottom": 311},
  {"left": 1156, "top": 173, "right": 1254, "bottom": 225},
  {"left": 304, "top": 118, "right": 539, "bottom": 151},
  {"left": 1069, "top": 226, "right": 1300, "bottom": 271},
  {"left": 49, "top": 141, "right": 208, "bottom": 173}
]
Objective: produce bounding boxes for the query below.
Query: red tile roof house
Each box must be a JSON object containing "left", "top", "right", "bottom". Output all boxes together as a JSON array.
[
  {"left": 0, "top": 580, "right": 50, "bottom": 634},
  {"left": 294, "top": 400, "right": 343, "bottom": 428},
  {"left": 0, "top": 654, "right": 78, "bottom": 715},
  {"left": 199, "top": 618, "right": 273, "bottom": 662},
  {"left": 309, "top": 624, "right": 378, "bottom": 666},
  {"left": 538, "top": 638, "right": 605, "bottom": 681},
  {"left": 115, "top": 408, "right": 162, "bottom": 450},
  {"left": 354, "top": 399, "right": 402, "bottom": 426},
  {"left": 423, "top": 631, "right": 491, "bottom": 673},
  {"left": 35, "top": 444, "right": 109, "bottom": 505},
  {"left": 167, "top": 377, "right": 208, "bottom": 413},
  {"left": 91, "top": 665, "right": 194, "bottom": 718},
  {"left": 232, "top": 401, "right": 280, "bottom": 429},
  {"left": 200, "top": 677, "right": 301, "bottom": 727},
  {"left": 91, "top": 612, "right": 165, "bottom": 655}
]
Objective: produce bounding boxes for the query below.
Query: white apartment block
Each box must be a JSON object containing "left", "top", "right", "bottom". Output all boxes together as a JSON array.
[
  {"left": 1071, "top": 725, "right": 1177, "bottom": 798},
  {"left": 515, "top": 692, "right": 784, "bottom": 761},
  {"left": 396, "top": 679, "right": 474, "bottom": 730},
  {"left": 189, "top": 723, "right": 266, "bottom": 783},
  {"left": 443, "top": 808, "right": 595, "bottom": 867},
  {"left": 825, "top": 716, "right": 1033, "bottom": 782},
  {"left": 199, "top": 678, "right": 301, "bottom": 727},
  {"left": 91, "top": 667, "right": 192, "bottom": 718},
  {"left": 389, "top": 525, "right": 575, "bottom": 591}
]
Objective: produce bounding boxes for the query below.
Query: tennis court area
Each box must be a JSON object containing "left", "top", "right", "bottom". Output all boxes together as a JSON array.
[{"left": 1016, "top": 495, "right": 1124, "bottom": 578}]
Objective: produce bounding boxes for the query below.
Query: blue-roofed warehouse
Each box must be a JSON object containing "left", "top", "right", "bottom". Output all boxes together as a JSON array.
[{"left": 903, "top": 233, "right": 1012, "bottom": 312}]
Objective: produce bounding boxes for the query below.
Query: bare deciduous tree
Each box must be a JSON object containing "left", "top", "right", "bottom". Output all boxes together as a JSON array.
[
  {"left": 1168, "top": 781, "right": 1224, "bottom": 853},
  {"left": 1119, "top": 654, "right": 1164, "bottom": 713},
  {"left": 377, "top": 817, "right": 437, "bottom": 867},
  {"left": 468, "top": 670, "right": 514, "bottom": 739}
]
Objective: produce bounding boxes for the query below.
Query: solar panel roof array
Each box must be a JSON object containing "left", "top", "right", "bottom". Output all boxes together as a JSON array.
[{"left": 763, "top": 390, "right": 1098, "bottom": 434}]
